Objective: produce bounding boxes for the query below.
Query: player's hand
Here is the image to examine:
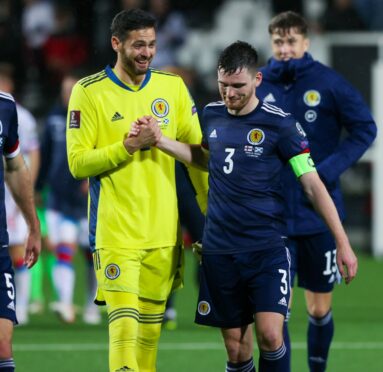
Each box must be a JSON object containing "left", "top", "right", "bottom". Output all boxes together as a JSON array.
[
  {"left": 192, "top": 240, "right": 203, "bottom": 263},
  {"left": 24, "top": 227, "right": 42, "bottom": 269},
  {"left": 336, "top": 242, "right": 358, "bottom": 284},
  {"left": 124, "top": 116, "right": 162, "bottom": 153}
]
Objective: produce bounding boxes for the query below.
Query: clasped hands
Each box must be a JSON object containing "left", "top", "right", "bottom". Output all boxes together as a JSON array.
[{"left": 124, "top": 115, "right": 162, "bottom": 153}]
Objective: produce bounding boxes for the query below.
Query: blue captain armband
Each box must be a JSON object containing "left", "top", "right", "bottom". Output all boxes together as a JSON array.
[{"left": 289, "top": 152, "right": 316, "bottom": 178}]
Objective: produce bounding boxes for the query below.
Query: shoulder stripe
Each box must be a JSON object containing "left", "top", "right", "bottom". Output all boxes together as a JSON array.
[
  {"left": 0, "top": 92, "right": 14, "bottom": 102},
  {"left": 79, "top": 71, "right": 107, "bottom": 87},
  {"left": 205, "top": 101, "right": 225, "bottom": 107},
  {"left": 262, "top": 102, "right": 290, "bottom": 116},
  {"left": 81, "top": 74, "right": 108, "bottom": 88},
  {"left": 150, "top": 69, "right": 178, "bottom": 77},
  {"left": 261, "top": 102, "right": 289, "bottom": 117}
]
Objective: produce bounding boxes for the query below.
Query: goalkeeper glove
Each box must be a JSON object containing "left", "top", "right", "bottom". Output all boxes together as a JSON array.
[{"left": 192, "top": 241, "right": 203, "bottom": 263}]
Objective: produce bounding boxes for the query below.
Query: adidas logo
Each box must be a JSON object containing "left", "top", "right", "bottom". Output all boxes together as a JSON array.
[
  {"left": 7, "top": 301, "right": 15, "bottom": 311},
  {"left": 111, "top": 112, "right": 124, "bottom": 122},
  {"left": 264, "top": 93, "right": 276, "bottom": 103},
  {"left": 209, "top": 129, "right": 217, "bottom": 138},
  {"left": 278, "top": 297, "right": 287, "bottom": 307}
]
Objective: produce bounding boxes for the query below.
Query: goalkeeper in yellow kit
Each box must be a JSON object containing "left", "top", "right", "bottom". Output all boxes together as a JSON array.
[{"left": 66, "top": 9, "right": 208, "bottom": 372}]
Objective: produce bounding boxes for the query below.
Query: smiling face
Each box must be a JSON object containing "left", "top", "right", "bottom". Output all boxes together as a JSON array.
[
  {"left": 270, "top": 27, "right": 309, "bottom": 61},
  {"left": 112, "top": 27, "right": 156, "bottom": 83},
  {"left": 217, "top": 67, "right": 262, "bottom": 115}
]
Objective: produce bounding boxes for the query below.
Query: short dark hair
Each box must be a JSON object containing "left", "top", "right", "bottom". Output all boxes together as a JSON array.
[
  {"left": 268, "top": 11, "right": 308, "bottom": 36},
  {"left": 111, "top": 9, "right": 157, "bottom": 41},
  {"left": 217, "top": 41, "right": 258, "bottom": 75}
]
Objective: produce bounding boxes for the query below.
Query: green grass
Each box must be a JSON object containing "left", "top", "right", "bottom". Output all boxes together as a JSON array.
[{"left": 13, "top": 250, "right": 383, "bottom": 371}]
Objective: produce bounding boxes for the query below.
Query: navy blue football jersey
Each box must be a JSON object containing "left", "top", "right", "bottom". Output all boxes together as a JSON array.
[
  {"left": 201, "top": 100, "right": 310, "bottom": 254},
  {"left": 0, "top": 92, "right": 20, "bottom": 249}
]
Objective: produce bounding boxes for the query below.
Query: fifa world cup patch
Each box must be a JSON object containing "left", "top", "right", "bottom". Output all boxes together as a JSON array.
[
  {"left": 105, "top": 263, "right": 120, "bottom": 280},
  {"left": 69, "top": 110, "right": 81, "bottom": 128},
  {"left": 197, "top": 300, "right": 211, "bottom": 316}
]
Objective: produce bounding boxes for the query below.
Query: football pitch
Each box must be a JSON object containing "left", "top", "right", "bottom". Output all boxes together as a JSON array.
[{"left": 13, "top": 250, "right": 383, "bottom": 371}]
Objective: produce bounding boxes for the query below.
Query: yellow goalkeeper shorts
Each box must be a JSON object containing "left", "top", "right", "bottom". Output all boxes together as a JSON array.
[{"left": 93, "top": 245, "right": 184, "bottom": 304}]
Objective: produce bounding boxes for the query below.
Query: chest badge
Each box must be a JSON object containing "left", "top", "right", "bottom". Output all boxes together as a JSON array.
[
  {"left": 247, "top": 128, "right": 265, "bottom": 145},
  {"left": 151, "top": 98, "right": 169, "bottom": 118},
  {"left": 303, "top": 90, "right": 321, "bottom": 107}
]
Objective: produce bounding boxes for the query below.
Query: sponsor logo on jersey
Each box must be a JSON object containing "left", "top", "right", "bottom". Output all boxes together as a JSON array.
[
  {"left": 105, "top": 264, "right": 120, "bottom": 280},
  {"left": 151, "top": 98, "right": 169, "bottom": 118},
  {"left": 263, "top": 93, "right": 276, "bottom": 103},
  {"left": 209, "top": 129, "right": 217, "bottom": 138},
  {"left": 247, "top": 129, "right": 265, "bottom": 145},
  {"left": 197, "top": 301, "right": 211, "bottom": 315},
  {"left": 304, "top": 109, "right": 317, "bottom": 123},
  {"left": 303, "top": 90, "right": 321, "bottom": 107},
  {"left": 115, "top": 366, "right": 134, "bottom": 372},
  {"left": 278, "top": 297, "right": 287, "bottom": 307},
  {"left": 296, "top": 122, "right": 306, "bottom": 137},
  {"left": 111, "top": 112, "right": 124, "bottom": 122},
  {"left": 244, "top": 145, "right": 263, "bottom": 158},
  {"left": 69, "top": 110, "right": 81, "bottom": 129}
]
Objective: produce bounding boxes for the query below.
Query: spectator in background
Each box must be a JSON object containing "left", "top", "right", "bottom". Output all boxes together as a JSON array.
[
  {"left": 43, "top": 4, "right": 89, "bottom": 95},
  {"left": 320, "top": 0, "right": 366, "bottom": 31},
  {"left": 0, "top": 0, "right": 25, "bottom": 91},
  {"left": 21, "top": 0, "right": 55, "bottom": 78},
  {"left": 148, "top": 0, "right": 188, "bottom": 69},
  {"left": 36, "top": 72, "right": 100, "bottom": 325},
  {"left": 353, "top": 0, "right": 383, "bottom": 30},
  {"left": 0, "top": 64, "right": 40, "bottom": 326}
]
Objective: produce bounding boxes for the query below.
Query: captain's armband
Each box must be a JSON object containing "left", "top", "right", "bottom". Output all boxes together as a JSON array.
[{"left": 289, "top": 152, "right": 316, "bottom": 178}]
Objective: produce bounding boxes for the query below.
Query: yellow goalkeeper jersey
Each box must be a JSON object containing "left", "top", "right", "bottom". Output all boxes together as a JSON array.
[{"left": 66, "top": 66, "right": 207, "bottom": 251}]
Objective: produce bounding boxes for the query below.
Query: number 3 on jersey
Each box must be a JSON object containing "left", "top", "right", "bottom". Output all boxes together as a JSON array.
[{"left": 223, "top": 148, "right": 235, "bottom": 174}]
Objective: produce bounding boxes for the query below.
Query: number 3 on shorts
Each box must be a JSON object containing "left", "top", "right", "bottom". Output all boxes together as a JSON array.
[{"left": 278, "top": 269, "right": 288, "bottom": 295}]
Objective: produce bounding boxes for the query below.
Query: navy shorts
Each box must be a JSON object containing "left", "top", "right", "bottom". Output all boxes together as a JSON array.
[
  {"left": 195, "top": 246, "right": 291, "bottom": 328},
  {"left": 288, "top": 231, "right": 341, "bottom": 293},
  {"left": 0, "top": 249, "right": 17, "bottom": 323}
]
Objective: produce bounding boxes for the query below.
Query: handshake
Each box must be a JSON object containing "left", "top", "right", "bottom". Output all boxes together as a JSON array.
[{"left": 124, "top": 115, "right": 162, "bottom": 154}]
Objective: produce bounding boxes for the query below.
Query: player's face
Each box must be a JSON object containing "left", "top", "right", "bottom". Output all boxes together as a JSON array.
[
  {"left": 217, "top": 67, "right": 262, "bottom": 115},
  {"left": 113, "top": 27, "right": 156, "bottom": 76},
  {"left": 270, "top": 28, "right": 309, "bottom": 61}
]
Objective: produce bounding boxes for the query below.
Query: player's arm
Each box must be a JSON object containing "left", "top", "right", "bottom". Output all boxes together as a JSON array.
[
  {"left": 5, "top": 153, "right": 41, "bottom": 268},
  {"left": 290, "top": 153, "right": 357, "bottom": 284},
  {"left": 66, "top": 84, "right": 161, "bottom": 179},
  {"left": 316, "top": 79, "right": 377, "bottom": 186},
  {"left": 157, "top": 134, "right": 209, "bottom": 170}
]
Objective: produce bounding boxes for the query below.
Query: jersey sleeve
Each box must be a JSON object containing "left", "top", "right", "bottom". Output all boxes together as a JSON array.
[
  {"left": 66, "top": 83, "right": 132, "bottom": 179},
  {"left": 3, "top": 99, "right": 20, "bottom": 158},
  {"left": 174, "top": 78, "right": 208, "bottom": 214},
  {"left": 278, "top": 117, "right": 311, "bottom": 161}
]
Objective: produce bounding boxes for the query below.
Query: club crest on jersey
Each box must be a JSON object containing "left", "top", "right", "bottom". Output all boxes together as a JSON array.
[
  {"left": 105, "top": 264, "right": 120, "bottom": 280},
  {"left": 247, "top": 128, "right": 265, "bottom": 145},
  {"left": 296, "top": 122, "right": 306, "bottom": 137},
  {"left": 197, "top": 301, "right": 211, "bottom": 316},
  {"left": 151, "top": 98, "right": 169, "bottom": 118},
  {"left": 303, "top": 90, "right": 321, "bottom": 107}
]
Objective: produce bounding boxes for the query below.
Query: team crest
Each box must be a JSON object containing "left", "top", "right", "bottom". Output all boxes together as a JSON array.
[
  {"left": 105, "top": 264, "right": 120, "bottom": 280},
  {"left": 303, "top": 90, "right": 321, "bottom": 107},
  {"left": 151, "top": 98, "right": 169, "bottom": 118},
  {"left": 247, "top": 128, "right": 265, "bottom": 145},
  {"left": 197, "top": 301, "right": 211, "bottom": 316}
]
